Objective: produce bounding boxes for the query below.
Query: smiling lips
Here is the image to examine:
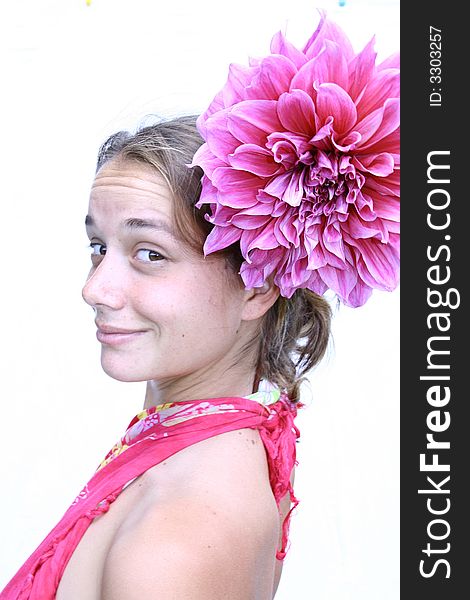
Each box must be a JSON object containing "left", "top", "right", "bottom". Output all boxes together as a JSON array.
[{"left": 95, "top": 323, "right": 147, "bottom": 345}]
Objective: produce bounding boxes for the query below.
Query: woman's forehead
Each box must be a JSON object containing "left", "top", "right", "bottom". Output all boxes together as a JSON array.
[
  {"left": 92, "top": 160, "right": 170, "bottom": 196},
  {"left": 89, "top": 162, "right": 173, "bottom": 216}
]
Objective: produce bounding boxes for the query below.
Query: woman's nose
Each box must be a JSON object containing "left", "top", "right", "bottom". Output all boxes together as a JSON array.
[{"left": 82, "top": 256, "right": 126, "bottom": 310}]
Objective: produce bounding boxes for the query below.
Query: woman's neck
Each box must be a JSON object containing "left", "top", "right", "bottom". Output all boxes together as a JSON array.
[{"left": 143, "top": 368, "right": 258, "bottom": 409}]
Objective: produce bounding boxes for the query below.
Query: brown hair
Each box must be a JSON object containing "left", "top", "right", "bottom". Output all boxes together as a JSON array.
[{"left": 95, "top": 115, "right": 332, "bottom": 402}]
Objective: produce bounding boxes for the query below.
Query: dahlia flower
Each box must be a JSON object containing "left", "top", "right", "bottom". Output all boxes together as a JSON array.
[{"left": 192, "top": 12, "right": 400, "bottom": 307}]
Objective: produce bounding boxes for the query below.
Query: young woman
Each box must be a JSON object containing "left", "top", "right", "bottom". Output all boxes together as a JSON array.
[
  {"left": 1, "top": 12, "right": 399, "bottom": 599},
  {"left": 1, "top": 117, "right": 331, "bottom": 599}
]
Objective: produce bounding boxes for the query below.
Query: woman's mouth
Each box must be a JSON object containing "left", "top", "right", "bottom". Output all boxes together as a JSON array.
[{"left": 95, "top": 324, "right": 147, "bottom": 346}]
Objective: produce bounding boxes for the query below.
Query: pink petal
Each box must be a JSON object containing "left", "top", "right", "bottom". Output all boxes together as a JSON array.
[
  {"left": 267, "top": 130, "right": 312, "bottom": 161},
  {"left": 310, "top": 117, "right": 334, "bottom": 144},
  {"left": 289, "top": 59, "right": 318, "bottom": 99},
  {"left": 303, "top": 12, "right": 354, "bottom": 62},
  {"left": 366, "top": 128, "right": 400, "bottom": 155},
  {"left": 197, "top": 90, "right": 224, "bottom": 137},
  {"left": 244, "top": 220, "right": 279, "bottom": 254},
  {"left": 347, "top": 37, "right": 377, "bottom": 102},
  {"left": 229, "top": 213, "right": 271, "bottom": 230},
  {"left": 353, "top": 104, "right": 388, "bottom": 147},
  {"left": 251, "top": 247, "right": 287, "bottom": 279},
  {"left": 353, "top": 238, "right": 400, "bottom": 291},
  {"left": 209, "top": 202, "right": 238, "bottom": 224},
  {"left": 194, "top": 176, "right": 218, "bottom": 209},
  {"left": 236, "top": 201, "right": 274, "bottom": 217},
  {"left": 204, "top": 109, "right": 240, "bottom": 161},
  {"left": 357, "top": 98, "right": 400, "bottom": 151},
  {"left": 270, "top": 31, "right": 308, "bottom": 69},
  {"left": 223, "top": 63, "right": 258, "bottom": 106},
  {"left": 306, "top": 240, "right": 328, "bottom": 270},
  {"left": 364, "top": 173, "right": 400, "bottom": 197},
  {"left": 203, "top": 225, "right": 242, "bottom": 255},
  {"left": 264, "top": 171, "right": 292, "bottom": 200},
  {"left": 240, "top": 262, "right": 265, "bottom": 288},
  {"left": 356, "top": 68, "right": 399, "bottom": 120},
  {"left": 318, "top": 263, "right": 358, "bottom": 301},
  {"left": 305, "top": 270, "right": 329, "bottom": 297},
  {"left": 215, "top": 189, "right": 258, "bottom": 209},
  {"left": 353, "top": 191, "right": 376, "bottom": 220},
  {"left": 370, "top": 195, "right": 400, "bottom": 221},
  {"left": 291, "top": 256, "right": 311, "bottom": 287},
  {"left": 277, "top": 90, "right": 316, "bottom": 136},
  {"left": 211, "top": 166, "right": 262, "bottom": 192},
  {"left": 331, "top": 130, "right": 362, "bottom": 152},
  {"left": 289, "top": 38, "right": 348, "bottom": 95},
  {"left": 245, "top": 55, "right": 297, "bottom": 101},
  {"left": 228, "top": 143, "right": 280, "bottom": 177},
  {"left": 276, "top": 209, "right": 301, "bottom": 247},
  {"left": 301, "top": 9, "right": 327, "bottom": 56},
  {"left": 323, "top": 221, "right": 346, "bottom": 260},
  {"left": 190, "top": 144, "right": 226, "bottom": 178},
  {"left": 315, "top": 237, "right": 347, "bottom": 269},
  {"left": 343, "top": 211, "right": 389, "bottom": 241},
  {"left": 355, "top": 152, "right": 395, "bottom": 176},
  {"left": 315, "top": 83, "right": 357, "bottom": 134},
  {"left": 268, "top": 138, "right": 299, "bottom": 170},
  {"left": 293, "top": 40, "right": 349, "bottom": 93},
  {"left": 266, "top": 170, "right": 304, "bottom": 207},
  {"left": 344, "top": 282, "right": 373, "bottom": 307},
  {"left": 227, "top": 100, "right": 282, "bottom": 145},
  {"left": 211, "top": 167, "right": 262, "bottom": 208}
]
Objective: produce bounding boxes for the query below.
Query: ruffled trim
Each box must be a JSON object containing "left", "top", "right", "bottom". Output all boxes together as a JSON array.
[{"left": 257, "top": 393, "right": 300, "bottom": 560}]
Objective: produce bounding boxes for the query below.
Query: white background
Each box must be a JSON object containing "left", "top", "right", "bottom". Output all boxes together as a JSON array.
[{"left": 0, "top": 1, "right": 399, "bottom": 597}]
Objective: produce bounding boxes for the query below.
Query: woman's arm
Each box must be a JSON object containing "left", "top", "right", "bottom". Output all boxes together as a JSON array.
[{"left": 101, "top": 495, "right": 278, "bottom": 599}]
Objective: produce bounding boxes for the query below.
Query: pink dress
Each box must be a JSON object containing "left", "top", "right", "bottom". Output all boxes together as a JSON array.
[{"left": 1, "top": 386, "right": 300, "bottom": 599}]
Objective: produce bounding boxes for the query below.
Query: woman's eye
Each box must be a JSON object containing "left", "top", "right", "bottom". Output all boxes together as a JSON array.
[
  {"left": 89, "top": 242, "right": 106, "bottom": 256},
  {"left": 136, "top": 249, "right": 165, "bottom": 263}
]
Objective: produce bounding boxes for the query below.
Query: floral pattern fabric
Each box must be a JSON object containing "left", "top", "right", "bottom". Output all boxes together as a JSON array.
[{"left": 98, "top": 384, "right": 281, "bottom": 472}]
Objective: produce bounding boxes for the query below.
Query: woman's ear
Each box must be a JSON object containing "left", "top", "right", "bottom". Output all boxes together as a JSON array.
[{"left": 241, "top": 276, "right": 280, "bottom": 321}]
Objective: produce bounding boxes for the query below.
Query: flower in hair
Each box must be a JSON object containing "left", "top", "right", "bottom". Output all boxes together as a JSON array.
[{"left": 192, "top": 12, "right": 399, "bottom": 307}]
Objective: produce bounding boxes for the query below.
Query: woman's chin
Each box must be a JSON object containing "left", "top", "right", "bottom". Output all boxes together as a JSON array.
[{"left": 100, "top": 360, "right": 150, "bottom": 383}]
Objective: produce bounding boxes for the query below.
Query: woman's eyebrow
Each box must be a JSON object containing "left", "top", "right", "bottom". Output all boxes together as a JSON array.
[
  {"left": 123, "top": 217, "right": 175, "bottom": 235},
  {"left": 85, "top": 215, "right": 176, "bottom": 236}
]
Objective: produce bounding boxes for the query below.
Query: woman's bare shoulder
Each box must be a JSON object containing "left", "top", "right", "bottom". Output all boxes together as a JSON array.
[{"left": 100, "top": 428, "right": 280, "bottom": 599}]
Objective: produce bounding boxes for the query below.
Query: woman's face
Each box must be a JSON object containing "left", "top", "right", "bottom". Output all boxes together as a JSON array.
[{"left": 82, "top": 159, "right": 251, "bottom": 387}]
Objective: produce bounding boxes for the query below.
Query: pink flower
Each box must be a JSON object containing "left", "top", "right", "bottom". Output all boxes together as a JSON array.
[{"left": 192, "top": 12, "right": 400, "bottom": 307}]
